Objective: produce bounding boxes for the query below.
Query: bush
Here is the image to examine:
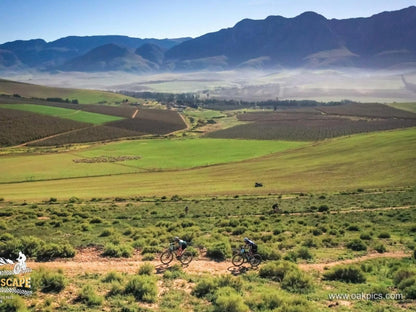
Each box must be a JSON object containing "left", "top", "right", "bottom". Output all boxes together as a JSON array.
[
  {"left": 0, "top": 295, "right": 27, "bottom": 312},
  {"left": 296, "top": 247, "right": 313, "bottom": 260},
  {"left": 20, "top": 236, "right": 43, "bottom": 257},
  {"left": 102, "top": 243, "right": 133, "bottom": 258},
  {"left": 102, "top": 271, "right": 123, "bottom": 283},
  {"left": 258, "top": 245, "right": 281, "bottom": 260},
  {"left": 77, "top": 285, "right": 103, "bottom": 306},
  {"left": 32, "top": 269, "right": 66, "bottom": 293},
  {"left": 215, "top": 288, "right": 250, "bottom": 312},
  {"left": 378, "top": 232, "right": 391, "bottom": 239},
  {"left": 36, "top": 243, "right": 75, "bottom": 261},
  {"left": 192, "top": 277, "right": 217, "bottom": 298},
  {"left": 360, "top": 233, "right": 372, "bottom": 240},
  {"left": 393, "top": 268, "right": 416, "bottom": 286},
  {"left": 323, "top": 265, "right": 366, "bottom": 283},
  {"left": 281, "top": 270, "right": 313, "bottom": 294},
  {"left": 259, "top": 261, "right": 298, "bottom": 282},
  {"left": 346, "top": 239, "right": 367, "bottom": 251},
  {"left": 163, "top": 264, "right": 184, "bottom": 280},
  {"left": 318, "top": 205, "right": 329, "bottom": 212},
  {"left": 124, "top": 275, "right": 157, "bottom": 303},
  {"left": 206, "top": 241, "right": 231, "bottom": 261},
  {"left": 374, "top": 243, "right": 387, "bottom": 253},
  {"left": 138, "top": 262, "right": 154, "bottom": 276}
]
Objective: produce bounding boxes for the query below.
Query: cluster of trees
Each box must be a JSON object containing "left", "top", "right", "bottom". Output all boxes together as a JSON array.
[{"left": 120, "top": 90, "right": 355, "bottom": 110}]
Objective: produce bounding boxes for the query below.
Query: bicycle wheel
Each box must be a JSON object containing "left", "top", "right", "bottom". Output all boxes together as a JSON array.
[
  {"left": 179, "top": 251, "right": 193, "bottom": 265},
  {"left": 232, "top": 254, "right": 245, "bottom": 266},
  {"left": 160, "top": 250, "right": 174, "bottom": 264},
  {"left": 13, "top": 263, "right": 22, "bottom": 274},
  {"left": 249, "top": 254, "right": 262, "bottom": 267}
]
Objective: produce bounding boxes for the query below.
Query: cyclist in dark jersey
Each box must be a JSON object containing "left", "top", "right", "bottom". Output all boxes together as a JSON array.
[
  {"left": 174, "top": 236, "right": 187, "bottom": 256},
  {"left": 244, "top": 237, "right": 257, "bottom": 255}
]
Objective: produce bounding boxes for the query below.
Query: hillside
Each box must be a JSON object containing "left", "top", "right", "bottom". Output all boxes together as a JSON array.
[
  {"left": 166, "top": 6, "right": 416, "bottom": 70},
  {"left": 0, "top": 78, "right": 137, "bottom": 104},
  {"left": 60, "top": 43, "right": 156, "bottom": 72},
  {"left": 1, "top": 7, "right": 415, "bottom": 72}
]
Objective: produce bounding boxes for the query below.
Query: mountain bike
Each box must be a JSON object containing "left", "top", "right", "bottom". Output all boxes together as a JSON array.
[
  {"left": 160, "top": 243, "right": 193, "bottom": 265},
  {"left": 232, "top": 246, "right": 262, "bottom": 267}
]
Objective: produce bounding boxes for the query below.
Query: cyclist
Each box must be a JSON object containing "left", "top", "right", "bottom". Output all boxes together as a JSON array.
[
  {"left": 174, "top": 236, "right": 187, "bottom": 257},
  {"left": 244, "top": 237, "right": 257, "bottom": 255}
]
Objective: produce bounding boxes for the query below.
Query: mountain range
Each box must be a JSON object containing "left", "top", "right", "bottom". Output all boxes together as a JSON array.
[{"left": 1, "top": 6, "right": 415, "bottom": 72}]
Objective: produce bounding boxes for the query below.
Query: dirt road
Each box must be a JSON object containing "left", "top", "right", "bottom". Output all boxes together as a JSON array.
[{"left": 27, "top": 248, "right": 411, "bottom": 277}]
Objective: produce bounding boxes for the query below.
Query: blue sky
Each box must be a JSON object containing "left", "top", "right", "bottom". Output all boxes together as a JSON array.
[{"left": 1, "top": 0, "right": 415, "bottom": 43}]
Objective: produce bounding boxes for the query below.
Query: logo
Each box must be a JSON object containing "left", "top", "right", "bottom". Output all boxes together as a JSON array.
[{"left": 0, "top": 251, "right": 32, "bottom": 297}]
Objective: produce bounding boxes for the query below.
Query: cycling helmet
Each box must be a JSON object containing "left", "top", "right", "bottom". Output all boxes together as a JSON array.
[
  {"left": 174, "top": 236, "right": 179, "bottom": 241},
  {"left": 244, "top": 237, "right": 249, "bottom": 243}
]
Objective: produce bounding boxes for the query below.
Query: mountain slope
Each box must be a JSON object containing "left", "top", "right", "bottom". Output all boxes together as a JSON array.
[
  {"left": 60, "top": 43, "right": 155, "bottom": 72},
  {"left": 165, "top": 6, "right": 416, "bottom": 70}
]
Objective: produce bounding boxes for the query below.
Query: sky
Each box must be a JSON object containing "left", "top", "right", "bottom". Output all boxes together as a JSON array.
[{"left": 0, "top": 0, "right": 415, "bottom": 44}]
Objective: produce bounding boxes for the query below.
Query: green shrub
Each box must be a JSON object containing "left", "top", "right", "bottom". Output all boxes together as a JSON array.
[
  {"left": 141, "top": 245, "right": 160, "bottom": 255},
  {"left": 231, "top": 227, "right": 246, "bottom": 235},
  {"left": 318, "top": 205, "right": 329, "bottom": 212},
  {"left": 77, "top": 285, "right": 103, "bottom": 306},
  {"left": 99, "top": 228, "right": 114, "bottom": 237},
  {"left": 102, "top": 243, "right": 133, "bottom": 258},
  {"left": 404, "top": 285, "right": 416, "bottom": 299},
  {"left": 393, "top": 268, "right": 416, "bottom": 286},
  {"left": 206, "top": 241, "right": 231, "bottom": 261},
  {"left": 259, "top": 261, "right": 298, "bottom": 282},
  {"left": 20, "top": 236, "right": 44, "bottom": 257},
  {"left": 258, "top": 245, "right": 281, "bottom": 260},
  {"left": 360, "top": 233, "right": 372, "bottom": 240},
  {"left": 296, "top": 247, "right": 313, "bottom": 260},
  {"left": 374, "top": 243, "right": 387, "bottom": 253},
  {"left": 215, "top": 288, "right": 250, "bottom": 312},
  {"left": 378, "top": 232, "right": 391, "bottom": 239},
  {"left": 281, "top": 270, "right": 313, "bottom": 294},
  {"left": 32, "top": 268, "right": 66, "bottom": 293},
  {"left": 102, "top": 271, "right": 123, "bottom": 283},
  {"left": 192, "top": 277, "right": 217, "bottom": 298},
  {"left": 347, "top": 225, "right": 360, "bottom": 231},
  {"left": 124, "top": 275, "right": 157, "bottom": 303},
  {"left": 36, "top": 243, "right": 75, "bottom": 261},
  {"left": 323, "top": 265, "right": 366, "bottom": 283},
  {"left": 107, "top": 281, "right": 123, "bottom": 297},
  {"left": 0, "top": 295, "right": 27, "bottom": 312},
  {"left": 138, "top": 262, "right": 154, "bottom": 276},
  {"left": 163, "top": 264, "right": 184, "bottom": 280},
  {"left": 346, "top": 239, "right": 367, "bottom": 251},
  {"left": 216, "top": 275, "right": 243, "bottom": 292}
]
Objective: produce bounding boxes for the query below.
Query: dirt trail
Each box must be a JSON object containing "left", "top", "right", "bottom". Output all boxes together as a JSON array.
[
  {"left": 14, "top": 126, "right": 93, "bottom": 147},
  {"left": 27, "top": 248, "right": 232, "bottom": 276},
  {"left": 27, "top": 248, "right": 411, "bottom": 277},
  {"left": 298, "top": 251, "right": 409, "bottom": 272},
  {"left": 132, "top": 109, "right": 139, "bottom": 118}
]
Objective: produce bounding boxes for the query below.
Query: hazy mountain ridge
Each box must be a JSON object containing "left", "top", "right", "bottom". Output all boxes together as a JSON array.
[
  {"left": 0, "top": 36, "right": 189, "bottom": 70},
  {"left": 0, "top": 6, "right": 415, "bottom": 72}
]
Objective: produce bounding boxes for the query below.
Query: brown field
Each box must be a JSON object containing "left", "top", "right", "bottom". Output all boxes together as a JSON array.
[
  {"left": 208, "top": 103, "right": 416, "bottom": 140},
  {"left": 0, "top": 107, "right": 88, "bottom": 146},
  {"left": 108, "top": 108, "right": 187, "bottom": 135},
  {"left": 28, "top": 125, "right": 143, "bottom": 146}
]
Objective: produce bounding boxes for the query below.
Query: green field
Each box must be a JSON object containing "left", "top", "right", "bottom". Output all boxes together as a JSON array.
[
  {"left": 0, "top": 78, "right": 138, "bottom": 104},
  {"left": 388, "top": 102, "right": 416, "bottom": 113},
  {"left": 0, "top": 104, "right": 124, "bottom": 124},
  {"left": 0, "top": 138, "right": 306, "bottom": 183},
  {"left": 1, "top": 128, "right": 414, "bottom": 201}
]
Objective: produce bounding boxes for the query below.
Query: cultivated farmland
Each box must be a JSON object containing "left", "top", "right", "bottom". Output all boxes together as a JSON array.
[
  {"left": 207, "top": 103, "right": 416, "bottom": 140},
  {"left": 0, "top": 104, "right": 124, "bottom": 124},
  {"left": 0, "top": 107, "right": 87, "bottom": 146}
]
